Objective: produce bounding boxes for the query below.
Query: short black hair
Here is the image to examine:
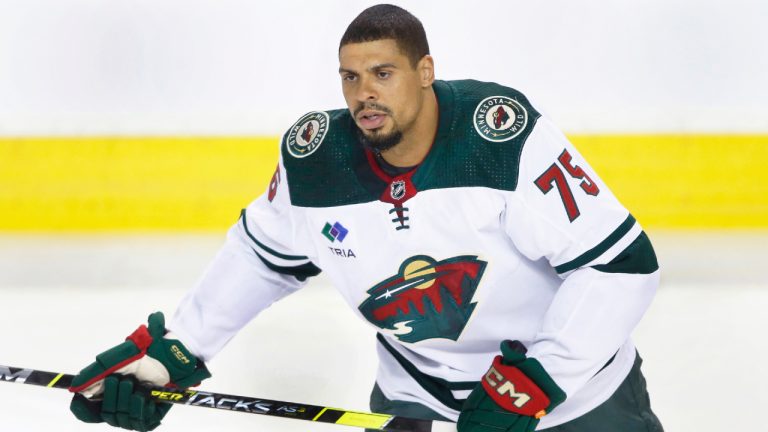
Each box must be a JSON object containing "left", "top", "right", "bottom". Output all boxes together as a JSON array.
[{"left": 339, "top": 4, "right": 430, "bottom": 67}]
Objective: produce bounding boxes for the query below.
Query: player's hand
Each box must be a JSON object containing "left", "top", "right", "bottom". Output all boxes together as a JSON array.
[
  {"left": 68, "top": 312, "right": 211, "bottom": 431},
  {"left": 457, "top": 341, "right": 566, "bottom": 432}
]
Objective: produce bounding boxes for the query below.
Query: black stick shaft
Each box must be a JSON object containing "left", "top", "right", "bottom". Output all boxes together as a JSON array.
[{"left": 0, "top": 365, "right": 444, "bottom": 432}]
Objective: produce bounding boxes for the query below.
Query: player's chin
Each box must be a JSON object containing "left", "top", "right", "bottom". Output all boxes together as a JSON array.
[
  {"left": 363, "top": 120, "right": 396, "bottom": 137},
  {"left": 360, "top": 127, "right": 384, "bottom": 138}
]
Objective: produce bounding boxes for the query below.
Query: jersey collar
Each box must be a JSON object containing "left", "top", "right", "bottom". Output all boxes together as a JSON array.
[{"left": 353, "top": 80, "right": 456, "bottom": 205}]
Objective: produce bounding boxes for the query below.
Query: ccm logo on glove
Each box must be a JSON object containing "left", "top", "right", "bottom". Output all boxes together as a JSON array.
[
  {"left": 483, "top": 365, "right": 532, "bottom": 408},
  {"left": 481, "top": 355, "right": 552, "bottom": 418},
  {"left": 171, "top": 345, "right": 191, "bottom": 365}
]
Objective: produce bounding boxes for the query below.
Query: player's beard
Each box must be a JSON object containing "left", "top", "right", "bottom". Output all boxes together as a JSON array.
[
  {"left": 355, "top": 125, "right": 403, "bottom": 153},
  {"left": 353, "top": 102, "right": 403, "bottom": 153}
]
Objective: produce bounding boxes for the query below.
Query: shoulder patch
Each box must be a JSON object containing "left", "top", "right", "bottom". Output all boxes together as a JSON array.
[
  {"left": 286, "top": 111, "right": 330, "bottom": 158},
  {"left": 472, "top": 95, "right": 528, "bottom": 142}
]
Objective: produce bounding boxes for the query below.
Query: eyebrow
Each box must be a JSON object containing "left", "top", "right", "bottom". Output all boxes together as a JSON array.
[{"left": 338, "top": 63, "right": 398, "bottom": 74}]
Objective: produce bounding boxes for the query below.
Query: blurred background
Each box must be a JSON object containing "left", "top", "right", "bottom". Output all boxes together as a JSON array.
[{"left": 1, "top": 1, "right": 766, "bottom": 431}]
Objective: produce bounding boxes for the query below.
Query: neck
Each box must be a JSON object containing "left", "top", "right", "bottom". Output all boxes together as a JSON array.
[{"left": 379, "top": 87, "right": 438, "bottom": 167}]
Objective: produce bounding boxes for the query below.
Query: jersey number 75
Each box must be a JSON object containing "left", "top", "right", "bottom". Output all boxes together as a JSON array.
[{"left": 534, "top": 149, "right": 600, "bottom": 222}]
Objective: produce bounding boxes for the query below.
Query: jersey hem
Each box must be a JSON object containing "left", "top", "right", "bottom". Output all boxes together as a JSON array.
[{"left": 536, "top": 341, "right": 637, "bottom": 429}]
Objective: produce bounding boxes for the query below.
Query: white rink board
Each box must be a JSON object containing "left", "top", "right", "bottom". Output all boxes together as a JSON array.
[{"left": 0, "top": 233, "right": 766, "bottom": 432}]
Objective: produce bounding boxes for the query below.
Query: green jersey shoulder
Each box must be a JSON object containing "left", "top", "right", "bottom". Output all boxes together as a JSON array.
[{"left": 281, "top": 79, "right": 541, "bottom": 208}]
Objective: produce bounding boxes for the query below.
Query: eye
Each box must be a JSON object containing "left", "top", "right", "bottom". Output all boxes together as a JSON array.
[
  {"left": 377, "top": 71, "right": 391, "bottom": 79},
  {"left": 342, "top": 74, "right": 357, "bottom": 82}
]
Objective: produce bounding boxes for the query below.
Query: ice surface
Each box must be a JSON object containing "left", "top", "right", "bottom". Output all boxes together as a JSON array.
[{"left": 0, "top": 232, "right": 765, "bottom": 432}]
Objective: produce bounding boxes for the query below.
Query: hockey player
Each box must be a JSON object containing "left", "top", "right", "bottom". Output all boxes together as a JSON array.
[{"left": 68, "top": 4, "right": 663, "bottom": 432}]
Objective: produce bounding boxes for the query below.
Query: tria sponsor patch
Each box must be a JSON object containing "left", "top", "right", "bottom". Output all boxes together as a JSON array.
[
  {"left": 322, "top": 222, "right": 356, "bottom": 258},
  {"left": 328, "top": 247, "right": 356, "bottom": 258},
  {"left": 322, "top": 221, "right": 349, "bottom": 242}
]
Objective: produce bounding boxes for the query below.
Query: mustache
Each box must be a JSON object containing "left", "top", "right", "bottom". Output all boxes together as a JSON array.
[{"left": 353, "top": 102, "right": 392, "bottom": 117}]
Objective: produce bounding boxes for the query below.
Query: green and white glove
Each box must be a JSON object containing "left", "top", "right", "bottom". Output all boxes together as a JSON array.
[
  {"left": 68, "top": 312, "right": 211, "bottom": 431},
  {"left": 457, "top": 341, "right": 566, "bottom": 432}
]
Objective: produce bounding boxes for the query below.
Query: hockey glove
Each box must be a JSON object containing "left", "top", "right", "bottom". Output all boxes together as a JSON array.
[
  {"left": 457, "top": 341, "right": 566, "bottom": 432},
  {"left": 69, "top": 312, "right": 210, "bottom": 431}
]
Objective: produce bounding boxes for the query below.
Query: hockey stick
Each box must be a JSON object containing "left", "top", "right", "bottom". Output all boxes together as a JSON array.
[{"left": 0, "top": 365, "right": 456, "bottom": 432}]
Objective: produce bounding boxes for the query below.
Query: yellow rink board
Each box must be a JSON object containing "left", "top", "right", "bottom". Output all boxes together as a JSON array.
[
  {"left": 0, "top": 135, "right": 766, "bottom": 231},
  {"left": 0, "top": 137, "right": 280, "bottom": 231},
  {"left": 570, "top": 135, "right": 768, "bottom": 229}
]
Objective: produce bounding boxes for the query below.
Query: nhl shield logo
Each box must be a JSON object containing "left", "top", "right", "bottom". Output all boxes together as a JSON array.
[
  {"left": 390, "top": 180, "right": 406, "bottom": 201},
  {"left": 287, "top": 111, "right": 329, "bottom": 158},
  {"left": 358, "top": 255, "right": 487, "bottom": 343},
  {"left": 473, "top": 96, "right": 528, "bottom": 142}
]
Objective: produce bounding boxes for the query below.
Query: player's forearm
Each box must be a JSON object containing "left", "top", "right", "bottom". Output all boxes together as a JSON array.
[
  {"left": 526, "top": 238, "right": 659, "bottom": 398},
  {"left": 168, "top": 228, "right": 305, "bottom": 361}
]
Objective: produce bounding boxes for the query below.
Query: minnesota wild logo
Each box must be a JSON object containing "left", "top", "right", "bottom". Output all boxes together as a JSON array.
[
  {"left": 358, "top": 255, "right": 487, "bottom": 343},
  {"left": 473, "top": 95, "right": 528, "bottom": 142},
  {"left": 287, "top": 111, "right": 329, "bottom": 158}
]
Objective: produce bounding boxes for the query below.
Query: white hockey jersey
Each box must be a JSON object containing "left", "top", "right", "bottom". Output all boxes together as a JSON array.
[{"left": 169, "top": 80, "right": 659, "bottom": 429}]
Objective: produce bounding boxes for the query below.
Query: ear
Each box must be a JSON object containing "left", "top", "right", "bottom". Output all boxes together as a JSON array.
[{"left": 417, "top": 55, "right": 435, "bottom": 88}]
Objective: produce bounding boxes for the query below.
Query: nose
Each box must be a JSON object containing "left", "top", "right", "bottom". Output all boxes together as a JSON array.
[{"left": 355, "top": 75, "right": 378, "bottom": 103}]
